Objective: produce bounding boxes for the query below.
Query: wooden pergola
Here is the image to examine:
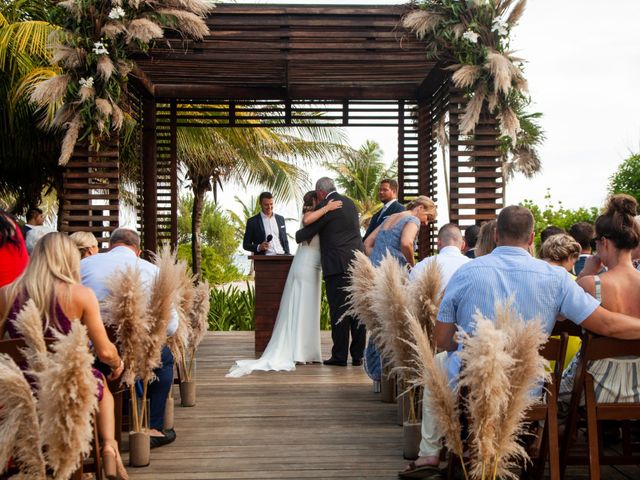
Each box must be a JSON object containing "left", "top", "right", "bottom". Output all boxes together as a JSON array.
[{"left": 61, "top": 4, "right": 503, "bottom": 255}]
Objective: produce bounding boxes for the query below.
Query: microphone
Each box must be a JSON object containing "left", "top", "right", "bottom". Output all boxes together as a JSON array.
[{"left": 266, "top": 234, "right": 273, "bottom": 242}]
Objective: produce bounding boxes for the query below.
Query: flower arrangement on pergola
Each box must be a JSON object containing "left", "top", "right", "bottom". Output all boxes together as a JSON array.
[
  {"left": 30, "top": 0, "right": 214, "bottom": 165},
  {"left": 403, "top": 0, "right": 543, "bottom": 178}
]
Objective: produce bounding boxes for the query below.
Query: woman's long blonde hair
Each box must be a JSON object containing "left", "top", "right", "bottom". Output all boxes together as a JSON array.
[{"left": 4, "top": 232, "right": 80, "bottom": 331}]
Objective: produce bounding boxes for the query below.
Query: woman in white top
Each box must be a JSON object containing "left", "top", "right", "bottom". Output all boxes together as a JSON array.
[{"left": 227, "top": 191, "right": 342, "bottom": 377}]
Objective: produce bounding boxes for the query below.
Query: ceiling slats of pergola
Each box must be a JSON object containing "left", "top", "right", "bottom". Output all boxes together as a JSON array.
[{"left": 131, "top": 4, "right": 437, "bottom": 101}]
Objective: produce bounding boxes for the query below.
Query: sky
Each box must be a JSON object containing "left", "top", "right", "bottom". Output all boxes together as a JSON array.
[{"left": 211, "top": 0, "right": 640, "bottom": 244}]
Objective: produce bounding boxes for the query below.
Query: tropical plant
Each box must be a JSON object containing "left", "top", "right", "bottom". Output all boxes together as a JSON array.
[
  {"left": 608, "top": 153, "right": 640, "bottom": 204},
  {"left": 208, "top": 283, "right": 256, "bottom": 331},
  {"left": 0, "top": 1, "right": 62, "bottom": 213},
  {"left": 227, "top": 195, "right": 260, "bottom": 245},
  {"left": 404, "top": 0, "right": 544, "bottom": 180},
  {"left": 177, "top": 113, "right": 346, "bottom": 278},
  {"left": 176, "top": 194, "right": 244, "bottom": 285},
  {"left": 323, "top": 140, "right": 396, "bottom": 228},
  {"left": 521, "top": 190, "right": 599, "bottom": 248},
  {"left": 29, "top": 0, "right": 213, "bottom": 165}
]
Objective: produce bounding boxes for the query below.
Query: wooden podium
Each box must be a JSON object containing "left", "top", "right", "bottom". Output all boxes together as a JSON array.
[{"left": 250, "top": 254, "right": 294, "bottom": 354}]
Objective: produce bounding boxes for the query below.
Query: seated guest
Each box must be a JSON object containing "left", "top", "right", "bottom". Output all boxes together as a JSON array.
[
  {"left": 410, "top": 223, "right": 470, "bottom": 286},
  {"left": 0, "top": 210, "right": 28, "bottom": 287},
  {"left": 363, "top": 179, "right": 405, "bottom": 241},
  {"left": 401, "top": 205, "right": 640, "bottom": 477},
  {"left": 243, "top": 191, "right": 290, "bottom": 255},
  {"left": 20, "top": 206, "right": 44, "bottom": 239},
  {"left": 540, "top": 233, "right": 581, "bottom": 275},
  {"left": 474, "top": 220, "right": 497, "bottom": 257},
  {"left": 81, "top": 228, "right": 178, "bottom": 448},
  {"left": 70, "top": 231, "right": 100, "bottom": 259},
  {"left": 568, "top": 194, "right": 640, "bottom": 403},
  {"left": 569, "top": 221, "right": 595, "bottom": 275},
  {"left": 463, "top": 225, "right": 480, "bottom": 259},
  {"left": 0, "top": 232, "right": 128, "bottom": 479}
]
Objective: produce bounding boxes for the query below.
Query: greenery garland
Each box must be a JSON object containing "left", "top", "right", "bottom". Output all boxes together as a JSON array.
[
  {"left": 404, "top": 0, "right": 543, "bottom": 178},
  {"left": 30, "top": 0, "right": 214, "bottom": 165}
]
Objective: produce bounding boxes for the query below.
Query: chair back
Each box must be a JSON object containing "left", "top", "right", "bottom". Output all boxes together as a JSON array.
[{"left": 581, "top": 334, "right": 640, "bottom": 362}]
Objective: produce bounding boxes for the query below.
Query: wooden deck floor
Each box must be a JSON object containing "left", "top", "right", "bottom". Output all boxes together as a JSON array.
[{"left": 125, "top": 331, "right": 640, "bottom": 480}]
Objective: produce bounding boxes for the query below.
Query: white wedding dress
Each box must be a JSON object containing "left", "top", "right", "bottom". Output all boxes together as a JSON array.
[{"left": 226, "top": 235, "right": 323, "bottom": 377}]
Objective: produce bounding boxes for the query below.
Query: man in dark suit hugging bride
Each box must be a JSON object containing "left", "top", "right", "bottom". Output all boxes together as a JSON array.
[{"left": 296, "top": 177, "right": 366, "bottom": 367}]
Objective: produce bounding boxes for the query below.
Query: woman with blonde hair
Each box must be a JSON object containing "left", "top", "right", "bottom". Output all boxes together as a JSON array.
[
  {"left": 540, "top": 233, "right": 581, "bottom": 274},
  {"left": 70, "top": 231, "right": 99, "bottom": 259},
  {"left": 365, "top": 195, "right": 437, "bottom": 268},
  {"left": 0, "top": 232, "right": 128, "bottom": 479},
  {"left": 474, "top": 219, "right": 497, "bottom": 257}
]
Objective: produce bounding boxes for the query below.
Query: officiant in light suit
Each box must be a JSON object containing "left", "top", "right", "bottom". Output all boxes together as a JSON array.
[{"left": 243, "top": 191, "right": 290, "bottom": 255}]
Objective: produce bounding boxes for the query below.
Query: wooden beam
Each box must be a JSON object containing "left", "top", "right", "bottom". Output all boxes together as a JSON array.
[{"left": 417, "top": 63, "right": 449, "bottom": 100}]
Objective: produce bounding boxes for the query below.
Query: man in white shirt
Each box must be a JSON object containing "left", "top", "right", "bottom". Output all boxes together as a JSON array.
[
  {"left": 81, "top": 228, "right": 178, "bottom": 448},
  {"left": 410, "top": 223, "right": 470, "bottom": 287},
  {"left": 243, "top": 192, "right": 290, "bottom": 255}
]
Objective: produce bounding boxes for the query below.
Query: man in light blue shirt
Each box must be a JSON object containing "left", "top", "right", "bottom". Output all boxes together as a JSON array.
[
  {"left": 403, "top": 206, "right": 640, "bottom": 476},
  {"left": 81, "top": 228, "right": 178, "bottom": 448}
]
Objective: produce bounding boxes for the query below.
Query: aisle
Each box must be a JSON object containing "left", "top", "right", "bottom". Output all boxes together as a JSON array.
[{"left": 126, "top": 331, "right": 406, "bottom": 479}]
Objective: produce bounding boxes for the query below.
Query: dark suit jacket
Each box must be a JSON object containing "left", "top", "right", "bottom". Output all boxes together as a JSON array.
[
  {"left": 243, "top": 213, "right": 290, "bottom": 255},
  {"left": 295, "top": 193, "right": 364, "bottom": 277},
  {"left": 363, "top": 200, "right": 405, "bottom": 241}
]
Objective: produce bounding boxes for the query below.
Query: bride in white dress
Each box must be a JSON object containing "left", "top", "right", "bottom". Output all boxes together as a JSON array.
[{"left": 226, "top": 191, "right": 343, "bottom": 378}]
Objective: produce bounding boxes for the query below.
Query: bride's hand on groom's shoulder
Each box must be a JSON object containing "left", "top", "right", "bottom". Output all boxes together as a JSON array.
[{"left": 326, "top": 199, "right": 343, "bottom": 211}]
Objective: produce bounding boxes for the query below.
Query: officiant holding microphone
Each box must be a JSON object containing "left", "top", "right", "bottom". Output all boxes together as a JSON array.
[{"left": 243, "top": 191, "right": 290, "bottom": 255}]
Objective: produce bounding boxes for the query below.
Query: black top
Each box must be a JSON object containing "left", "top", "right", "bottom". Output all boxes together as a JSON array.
[
  {"left": 363, "top": 200, "right": 405, "bottom": 241},
  {"left": 295, "top": 193, "right": 364, "bottom": 277}
]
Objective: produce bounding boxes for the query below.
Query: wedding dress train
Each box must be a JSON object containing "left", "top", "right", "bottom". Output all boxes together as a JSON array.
[{"left": 226, "top": 235, "right": 322, "bottom": 378}]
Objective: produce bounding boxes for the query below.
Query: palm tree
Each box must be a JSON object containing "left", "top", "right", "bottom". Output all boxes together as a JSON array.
[
  {"left": 177, "top": 113, "right": 347, "bottom": 278},
  {"left": 0, "top": 1, "right": 60, "bottom": 213},
  {"left": 324, "top": 140, "right": 397, "bottom": 229}
]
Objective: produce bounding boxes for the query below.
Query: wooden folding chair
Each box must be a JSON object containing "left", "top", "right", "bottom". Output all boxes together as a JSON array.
[
  {"left": 446, "top": 333, "right": 568, "bottom": 480},
  {"left": 520, "top": 332, "right": 568, "bottom": 480},
  {"left": 0, "top": 338, "right": 102, "bottom": 480},
  {"left": 560, "top": 333, "right": 640, "bottom": 480}
]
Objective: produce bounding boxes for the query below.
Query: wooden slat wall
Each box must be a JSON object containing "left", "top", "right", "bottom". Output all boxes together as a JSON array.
[
  {"left": 155, "top": 100, "right": 178, "bottom": 249},
  {"left": 448, "top": 91, "right": 503, "bottom": 229},
  {"left": 61, "top": 144, "right": 120, "bottom": 249}
]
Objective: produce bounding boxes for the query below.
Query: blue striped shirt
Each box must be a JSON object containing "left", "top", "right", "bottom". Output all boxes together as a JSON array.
[{"left": 438, "top": 246, "right": 600, "bottom": 380}]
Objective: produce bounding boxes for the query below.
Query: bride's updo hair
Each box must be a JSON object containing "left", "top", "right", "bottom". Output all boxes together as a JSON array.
[
  {"left": 406, "top": 195, "right": 437, "bottom": 223},
  {"left": 302, "top": 190, "right": 318, "bottom": 214},
  {"left": 595, "top": 194, "right": 640, "bottom": 250}
]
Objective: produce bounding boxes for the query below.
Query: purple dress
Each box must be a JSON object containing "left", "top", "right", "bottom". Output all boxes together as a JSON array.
[{"left": 6, "top": 295, "right": 104, "bottom": 400}]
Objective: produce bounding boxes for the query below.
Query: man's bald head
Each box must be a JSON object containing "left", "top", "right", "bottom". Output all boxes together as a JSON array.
[{"left": 437, "top": 223, "right": 464, "bottom": 249}]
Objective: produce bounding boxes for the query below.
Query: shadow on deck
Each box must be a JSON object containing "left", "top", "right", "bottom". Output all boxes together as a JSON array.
[{"left": 126, "top": 331, "right": 639, "bottom": 480}]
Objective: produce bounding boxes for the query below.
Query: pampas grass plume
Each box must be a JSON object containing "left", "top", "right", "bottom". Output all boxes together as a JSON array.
[
  {"left": 460, "top": 85, "right": 486, "bottom": 135},
  {"left": 408, "top": 260, "right": 443, "bottom": 344},
  {"left": 78, "top": 85, "right": 95, "bottom": 103},
  {"left": 402, "top": 10, "right": 443, "bottom": 39},
  {"left": 111, "top": 102, "right": 124, "bottom": 130},
  {"left": 0, "top": 355, "right": 46, "bottom": 480},
  {"left": 30, "top": 75, "right": 69, "bottom": 108},
  {"left": 498, "top": 106, "right": 521, "bottom": 147},
  {"left": 51, "top": 46, "right": 86, "bottom": 69},
  {"left": 167, "top": 261, "right": 195, "bottom": 366},
  {"left": 126, "top": 18, "right": 164, "bottom": 44},
  {"left": 13, "top": 299, "right": 50, "bottom": 374},
  {"left": 507, "top": 0, "right": 527, "bottom": 26},
  {"left": 59, "top": 114, "right": 82, "bottom": 165},
  {"left": 97, "top": 55, "right": 115, "bottom": 80},
  {"left": 168, "top": 0, "right": 215, "bottom": 17},
  {"left": 36, "top": 323, "right": 98, "bottom": 480},
  {"left": 101, "top": 21, "right": 127, "bottom": 39},
  {"left": 95, "top": 98, "right": 113, "bottom": 118},
  {"left": 189, "top": 280, "right": 210, "bottom": 353},
  {"left": 458, "top": 312, "right": 515, "bottom": 480},
  {"left": 485, "top": 51, "right": 515, "bottom": 96},
  {"left": 343, "top": 250, "right": 379, "bottom": 333},
  {"left": 158, "top": 9, "right": 210, "bottom": 40},
  {"left": 103, "top": 264, "right": 149, "bottom": 386},
  {"left": 451, "top": 64, "right": 482, "bottom": 90}
]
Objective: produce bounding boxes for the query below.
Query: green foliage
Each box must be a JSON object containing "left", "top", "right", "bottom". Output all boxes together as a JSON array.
[
  {"left": 227, "top": 195, "right": 261, "bottom": 244},
  {"left": 608, "top": 153, "right": 640, "bottom": 204},
  {"left": 521, "top": 190, "right": 599, "bottom": 247},
  {"left": 177, "top": 194, "right": 244, "bottom": 285},
  {"left": 320, "top": 283, "right": 331, "bottom": 331},
  {"left": 208, "top": 283, "right": 255, "bottom": 331}
]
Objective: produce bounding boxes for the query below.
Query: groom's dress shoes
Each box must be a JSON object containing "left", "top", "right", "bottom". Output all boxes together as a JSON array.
[
  {"left": 323, "top": 358, "right": 347, "bottom": 366},
  {"left": 352, "top": 359, "right": 362, "bottom": 367}
]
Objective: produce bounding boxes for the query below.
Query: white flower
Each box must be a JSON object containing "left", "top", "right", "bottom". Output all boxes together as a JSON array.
[
  {"left": 492, "top": 18, "right": 509, "bottom": 36},
  {"left": 462, "top": 30, "right": 480, "bottom": 44},
  {"left": 92, "top": 41, "right": 109, "bottom": 55},
  {"left": 79, "top": 77, "right": 94, "bottom": 88},
  {"left": 108, "top": 7, "right": 126, "bottom": 20}
]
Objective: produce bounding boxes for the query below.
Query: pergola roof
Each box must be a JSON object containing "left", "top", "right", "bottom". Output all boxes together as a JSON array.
[{"left": 132, "top": 3, "right": 437, "bottom": 101}]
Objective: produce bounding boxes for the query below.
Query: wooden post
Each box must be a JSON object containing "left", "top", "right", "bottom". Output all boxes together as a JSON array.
[{"left": 142, "top": 96, "right": 157, "bottom": 253}]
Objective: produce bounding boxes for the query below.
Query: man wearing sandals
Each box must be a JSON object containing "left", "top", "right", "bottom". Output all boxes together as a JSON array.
[{"left": 401, "top": 206, "right": 640, "bottom": 479}]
